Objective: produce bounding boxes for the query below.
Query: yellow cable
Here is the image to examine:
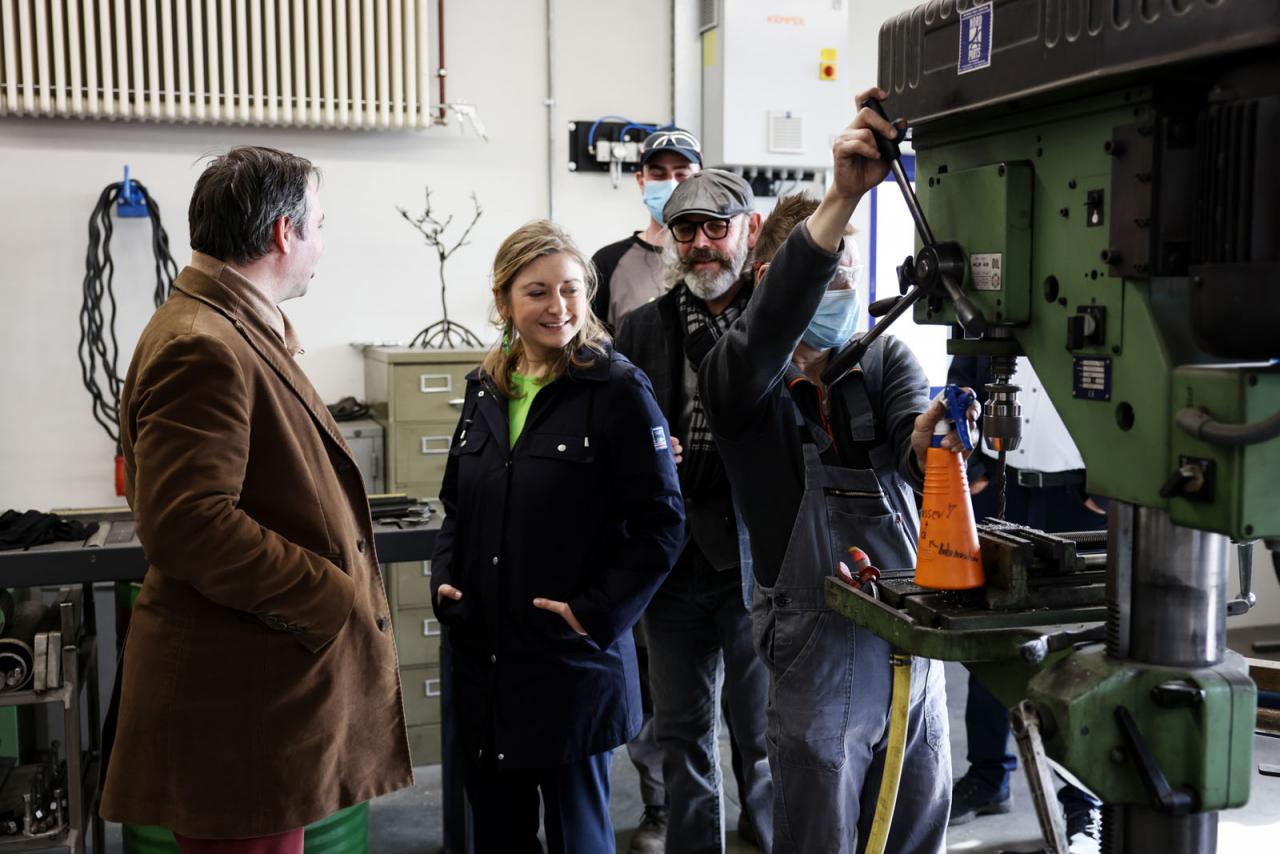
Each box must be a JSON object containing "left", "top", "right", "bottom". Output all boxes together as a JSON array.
[{"left": 865, "top": 652, "right": 913, "bottom": 854}]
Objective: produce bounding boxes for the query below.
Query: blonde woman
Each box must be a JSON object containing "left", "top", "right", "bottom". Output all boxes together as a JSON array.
[{"left": 430, "top": 220, "right": 685, "bottom": 852}]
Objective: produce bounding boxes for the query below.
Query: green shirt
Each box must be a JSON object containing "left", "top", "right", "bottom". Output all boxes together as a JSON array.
[{"left": 509, "top": 372, "right": 549, "bottom": 449}]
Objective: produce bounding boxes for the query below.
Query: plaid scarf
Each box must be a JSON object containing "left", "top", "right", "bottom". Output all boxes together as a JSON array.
[{"left": 677, "top": 281, "right": 749, "bottom": 495}]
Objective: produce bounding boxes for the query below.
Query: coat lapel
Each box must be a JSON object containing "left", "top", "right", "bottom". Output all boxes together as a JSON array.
[{"left": 172, "top": 270, "right": 356, "bottom": 466}]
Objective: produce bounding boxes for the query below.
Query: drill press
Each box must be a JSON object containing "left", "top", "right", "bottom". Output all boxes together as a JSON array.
[{"left": 824, "top": 2, "right": 1280, "bottom": 852}]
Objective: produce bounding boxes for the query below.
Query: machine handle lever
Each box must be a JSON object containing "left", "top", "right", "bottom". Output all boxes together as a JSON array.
[
  {"left": 1114, "top": 705, "right": 1196, "bottom": 815},
  {"left": 1227, "top": 540, "right": 1256, "bottom": 616},
  {"left": 868, "top": 296, "right": 902, "bottom": 318},
  {"left": 860, "top": 97, "right": 903, "bottom": 164}
]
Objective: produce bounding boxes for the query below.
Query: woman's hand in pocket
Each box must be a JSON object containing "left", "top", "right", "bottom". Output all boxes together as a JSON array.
[
  {"left": 532, "top": 597, "right": 587, "bottom": 635},
  {"left": 437, "top": 584, "right": 464, "bottom": 605}
]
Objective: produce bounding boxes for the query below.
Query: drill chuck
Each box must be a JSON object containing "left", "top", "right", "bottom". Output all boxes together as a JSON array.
[{"left": 984, "top": 382, "right": 1023, "bottom": 452}]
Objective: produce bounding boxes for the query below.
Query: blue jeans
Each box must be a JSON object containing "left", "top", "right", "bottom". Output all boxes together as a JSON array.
[
  {"left": 462, "top": 750, "right": 614, "bottom": 854},
  {"left": 644, "top": 546, "right": 773, "bottom": 854}
]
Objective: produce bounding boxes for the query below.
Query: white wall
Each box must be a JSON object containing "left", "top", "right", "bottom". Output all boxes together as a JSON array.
[{"left": 0, "top": 0, "right": 670, "bottom": 511}]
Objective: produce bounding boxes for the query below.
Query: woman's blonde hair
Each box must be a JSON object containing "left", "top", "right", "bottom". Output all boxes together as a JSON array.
[{"left": 482, "top": 219, "right": 610, "bottom": 398}]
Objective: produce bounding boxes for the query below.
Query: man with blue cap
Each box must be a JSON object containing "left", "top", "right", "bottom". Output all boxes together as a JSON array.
[{"left": 592, "top": 128, "right": 702, "bottom": 331}]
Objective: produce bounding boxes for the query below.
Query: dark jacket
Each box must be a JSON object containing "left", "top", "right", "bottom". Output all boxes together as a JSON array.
[
  {"left": 699, "top": 223, "right": 930, "bottom": 586},
  {"left": 103, "top": 263, "right": 412, "bottom": 838},
  {"left": 615, "top": 285, "right": 745, "bottom": 571},
  {"left": 430, "top": 347, "right": 685, "bottom": 770}
]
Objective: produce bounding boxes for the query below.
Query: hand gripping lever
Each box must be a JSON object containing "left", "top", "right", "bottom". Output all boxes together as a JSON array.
[{"left": 822, "top": 98, "right": 986, "bottom": 386}]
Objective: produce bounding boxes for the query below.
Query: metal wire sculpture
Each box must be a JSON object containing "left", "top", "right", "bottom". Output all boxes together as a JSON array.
[{"left": 397, "top": 188, "right": 485, "bottom": 349}]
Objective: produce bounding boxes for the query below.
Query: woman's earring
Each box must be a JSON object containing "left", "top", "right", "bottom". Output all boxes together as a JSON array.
[{"left": 501, "top": 319, "right": 512, "bottom": 355}]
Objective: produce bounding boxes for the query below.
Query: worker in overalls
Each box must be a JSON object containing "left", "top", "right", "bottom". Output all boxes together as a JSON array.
[{"left": 699, "top": 89, "right": 974, "bottom": 853}]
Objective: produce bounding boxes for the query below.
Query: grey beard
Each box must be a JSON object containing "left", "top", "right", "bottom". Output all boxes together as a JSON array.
[{"left": 663, "top": 229, "right": 750, "bottom": 302}]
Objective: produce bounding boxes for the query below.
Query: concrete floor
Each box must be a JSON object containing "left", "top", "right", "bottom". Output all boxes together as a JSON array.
[{"left": 84, "top": 662, "right": 1280, "bottom": 853}]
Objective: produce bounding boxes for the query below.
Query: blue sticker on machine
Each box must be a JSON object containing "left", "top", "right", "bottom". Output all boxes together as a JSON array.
[
  {"left": 958, "top": 3, "right": 993, "bottom": 74},
  {"left": 1073, "top": 356, "right": 1112, "bottom": 401}
]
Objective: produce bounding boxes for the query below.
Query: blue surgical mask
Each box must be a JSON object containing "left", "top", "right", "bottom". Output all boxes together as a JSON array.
[
  {"left": 642, "top": 179, "right": 678, "bottom": 224},
  {"left": 802, "top": 287, "right": 861, "bottom": 350}
]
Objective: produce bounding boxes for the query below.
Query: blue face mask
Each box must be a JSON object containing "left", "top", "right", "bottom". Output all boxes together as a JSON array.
[
  {"left": 642, "top": 179, "right": 678, "bottom": 224},
  {"left": 802, "top": 287, "right": 861, "bottom": 350}
]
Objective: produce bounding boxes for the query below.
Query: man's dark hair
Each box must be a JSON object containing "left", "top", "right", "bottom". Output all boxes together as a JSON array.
[
  {"left": 189, "top": 146, "right": 318, "bottom": 265},
  {"left": 754, "top": 193, "right": 820, "bottom": 267}
]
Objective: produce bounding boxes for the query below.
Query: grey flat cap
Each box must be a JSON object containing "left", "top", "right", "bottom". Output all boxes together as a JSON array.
[{"left": 663, "top": 168, "right": 754, "bottom": 223}]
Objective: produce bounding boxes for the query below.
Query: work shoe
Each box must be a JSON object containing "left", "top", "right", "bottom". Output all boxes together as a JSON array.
[
  {"left": 629, "top": 805, "right": 668, "bottom": 854},
  {"left": 1065, "top": 805, "right": 1102, "bottom": 854},
  {"left": 949, "top": 773, "right": 1013, "bottom": 825}
]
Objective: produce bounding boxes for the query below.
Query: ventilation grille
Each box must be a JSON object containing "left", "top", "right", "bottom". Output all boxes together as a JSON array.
[
  {"left": 0, "top": 0, "right": 434, "bottom": 129},
  {"left": 698, "top": 0, "right": 718, "bottom": 33},
  {"left": 767, "top": 111, "right": 804, "bottom": 154},
  {"left": 1191, "top": 99, "right": 1271, "bottom": 263}
]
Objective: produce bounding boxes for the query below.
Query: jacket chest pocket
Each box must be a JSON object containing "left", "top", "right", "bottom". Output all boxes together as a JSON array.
[
  {"left": 451, "top": 426, "right": 491, "bottom": 457},
  {"left": 522, "top": 432, "right": 594, "bottom": 465}
]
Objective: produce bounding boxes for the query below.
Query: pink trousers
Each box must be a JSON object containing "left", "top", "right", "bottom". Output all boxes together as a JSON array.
[{"left": 174, "top": 828, "right": 304, "bottom": 854}]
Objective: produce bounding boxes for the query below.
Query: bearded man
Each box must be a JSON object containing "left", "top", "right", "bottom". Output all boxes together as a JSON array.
[{"left": 612, "top": 169, "right": 774, "bottom": 854}]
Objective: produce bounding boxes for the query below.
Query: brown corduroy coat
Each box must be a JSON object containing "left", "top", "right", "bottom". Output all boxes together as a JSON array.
[{"left": 99, "top": 261, "right": 413, "bottom": 838}]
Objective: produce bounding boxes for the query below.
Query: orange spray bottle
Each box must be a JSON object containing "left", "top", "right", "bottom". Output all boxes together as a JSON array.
[{"left": 914, "top": 385, "right": 984, "bottom": 590}]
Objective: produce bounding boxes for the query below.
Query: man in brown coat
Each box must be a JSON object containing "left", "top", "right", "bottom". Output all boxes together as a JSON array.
[{"left": 100, "top": 146, "right": 413, "bottom": 852}]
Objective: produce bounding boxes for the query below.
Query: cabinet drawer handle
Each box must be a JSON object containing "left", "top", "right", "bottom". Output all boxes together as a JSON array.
[
  {"left": 423, "top": 618, "right": 441, "bottom": 637},
  {"left": 424, "top": 678, "right": 441, "bottom": 698},
  {"left": 419, "top": 374, "right": 453, "bottom": 394},
  {"left": 448, "top": 398, "right": 465, "bottom": 409},
  {"left": 420, "top": 436, "right": 452, "bottom": 454}
]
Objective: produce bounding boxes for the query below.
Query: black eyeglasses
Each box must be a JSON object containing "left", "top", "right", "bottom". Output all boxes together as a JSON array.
[{"left": 670, "top": 218, "right": 732, "bottom": 243}]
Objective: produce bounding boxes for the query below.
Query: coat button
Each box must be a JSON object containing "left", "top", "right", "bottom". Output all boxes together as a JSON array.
[
  {"left": 490, "top": 654, "right": 497, "bottom": 664},
  {"left": 357, "top": 538, "right": 367, "bottom": 553},
  {"left": 460, "top": 439, "right": 468, "bottom": 447},
  {"left": 556, "top": 444, "right": 567, "bottom": 452},
  {"left": 491, "top": 555, "right": 499, "bottom": 565},
  {"left": 377, "top": 615, "right": 389, "bottom": 632},
  {"left": 497, "top": 753, "right": 505, "bottom": 761},
  {"left": 478, "top": 390, "right": 486, "bottom": 398}
]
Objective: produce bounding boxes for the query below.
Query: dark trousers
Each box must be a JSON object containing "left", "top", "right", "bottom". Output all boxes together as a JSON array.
[
  {"left": 644, "top": 545, "right": 773, "bottom": 853},
  {"left": 968, "top": 475, "right": 1106, "bottom": 811},
  {"left": 462, "top": 751, "right": 614, "bottom": 854}
]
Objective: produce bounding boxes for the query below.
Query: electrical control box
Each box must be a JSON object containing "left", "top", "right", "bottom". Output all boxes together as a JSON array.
[{"left": 700, "top": 0, "right": 850, "bottom": 173}]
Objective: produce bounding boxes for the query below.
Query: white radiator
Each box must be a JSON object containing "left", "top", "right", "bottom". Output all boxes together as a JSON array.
[{"left": 0, "top": 0, "right": 434, "bottom": 128}]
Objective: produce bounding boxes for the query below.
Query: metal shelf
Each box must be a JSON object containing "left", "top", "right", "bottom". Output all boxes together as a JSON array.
[{"left": 0, "top": 589, "right": 103, "bottom": 854}]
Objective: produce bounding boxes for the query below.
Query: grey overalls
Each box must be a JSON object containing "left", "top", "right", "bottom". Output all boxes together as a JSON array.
[{"left": 750, "top": 380, "right": 952, "bottom": 854}]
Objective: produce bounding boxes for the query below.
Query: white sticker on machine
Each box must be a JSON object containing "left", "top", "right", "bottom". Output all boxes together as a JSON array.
[{"left": 970, "top": 253, "right": 1003, "bottom": 290}]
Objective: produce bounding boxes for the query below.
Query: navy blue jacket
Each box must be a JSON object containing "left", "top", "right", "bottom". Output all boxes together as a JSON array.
[{"left": 430, "top": 346, "right": 685, "bottom": 770}]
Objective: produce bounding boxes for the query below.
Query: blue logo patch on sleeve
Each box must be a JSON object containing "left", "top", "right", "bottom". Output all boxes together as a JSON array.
[{"left": 651, "top": 426, "right": 668, "bottom": 451}]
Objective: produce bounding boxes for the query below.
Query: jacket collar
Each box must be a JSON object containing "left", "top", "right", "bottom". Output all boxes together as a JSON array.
[
  {"left": 180, "top": 253, "right": 302, "bottom": 355},
  {"left": 171, "top": 263, "right": 355, "bottom": 467},
  {"left": 465, "top": 344, "right": 612, "bottom": 386}
]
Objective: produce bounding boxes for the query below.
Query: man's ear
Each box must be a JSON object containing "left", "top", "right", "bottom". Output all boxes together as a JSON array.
[
  {"left": 635, "top": 170, "right": 646, "bottom": 191},
  {"left": 754, "top": 261, "right": 771, "bottom": 285},
  {"left": 745, "top": 211, "right": 764, "bottom": 249},
  {"left": 272, "top": 216, "right": 294, "bottom": 255}
]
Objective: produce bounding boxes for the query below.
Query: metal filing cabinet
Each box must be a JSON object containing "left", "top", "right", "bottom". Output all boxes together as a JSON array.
[
  {"left": 337, "top": 418, "right": 385, "bottom": 495},
  {"left": 364, "top": 347, "right": 484, "bottom": 765},
  {"left": 363, "top": 347, "right": 486, "bottom": 500}
]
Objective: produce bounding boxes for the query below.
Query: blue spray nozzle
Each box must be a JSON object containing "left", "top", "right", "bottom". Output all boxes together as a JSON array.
[{"left": 942, "top": 384, "right": 975, "bottom": 452}]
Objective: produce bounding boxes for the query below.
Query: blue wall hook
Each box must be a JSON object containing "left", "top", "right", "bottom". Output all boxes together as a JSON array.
[{"left": 116, "top": 165, "right": 149, "bottom": 218}]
